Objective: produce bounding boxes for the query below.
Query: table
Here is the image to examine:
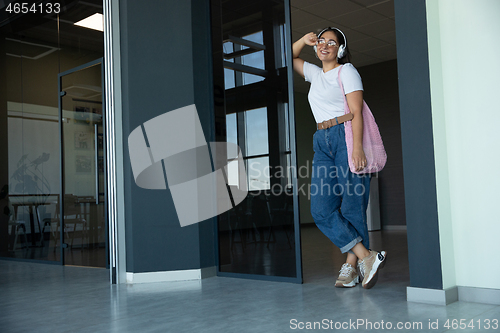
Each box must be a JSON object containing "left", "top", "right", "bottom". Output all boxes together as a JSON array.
[{"left": 10, "top": 195, "right": 58, "bottom": 247}]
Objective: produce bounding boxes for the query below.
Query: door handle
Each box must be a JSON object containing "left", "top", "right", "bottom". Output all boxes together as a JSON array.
[{"left": 95, "top": 124, "right": 99, "bottom": 205}]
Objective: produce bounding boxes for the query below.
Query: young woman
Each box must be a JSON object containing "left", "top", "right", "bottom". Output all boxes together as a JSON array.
[{"left": 293, "top": 27, "right": 386, "bottom": 289}]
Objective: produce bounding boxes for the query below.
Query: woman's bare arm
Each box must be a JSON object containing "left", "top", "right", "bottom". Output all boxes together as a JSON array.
[
  {"left": 293, "top": 32, "right": 317, "bottom": 78},
  {"left": 345, "top": 90, "right": 367, "bottom": 172}
]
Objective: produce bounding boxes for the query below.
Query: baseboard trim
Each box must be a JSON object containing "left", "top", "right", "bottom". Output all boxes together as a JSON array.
[
  {"left": 126, "top": 266, "right": 217, "bottom": 284},
  {"left": 408, "top": 286, "right": 500, "bottom": 306},
  {"left": 407, "top": 286, "right": 458, "bottom": 305},
  {"left": 201, "top": 266, "right": 217, "bottom": 279},
  {"left": 458, "top": 286, "right": 500, "bottom": 305},
  {"left": 383, "top": 225, "right": 407, "bottom": 231}
]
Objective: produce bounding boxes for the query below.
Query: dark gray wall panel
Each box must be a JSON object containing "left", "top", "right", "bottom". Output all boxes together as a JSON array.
[
  {"left": 121, "top": 0, "right": 214, "bottom": 273},
  {"left": 0, "top": 41, "right": 8, "bottom": 253},
  {"left": 357, "top": 60, "right": 406, "bottom": 227},
  {"left": 192, "top": 0, "right": 217, "bottom": 269},
  {"left": 394, "top": 0, "right": 442, "bottom": 289}
]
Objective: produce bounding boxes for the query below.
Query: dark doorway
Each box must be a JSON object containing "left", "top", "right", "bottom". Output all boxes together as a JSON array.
[{"left": 210, "top": 0, "right": 302, "bottom": 282}]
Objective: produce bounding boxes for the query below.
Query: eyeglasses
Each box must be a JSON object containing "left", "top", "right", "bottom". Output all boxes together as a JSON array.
[{"left": 316, "top": 38, "right": 338, "bottom": 47}]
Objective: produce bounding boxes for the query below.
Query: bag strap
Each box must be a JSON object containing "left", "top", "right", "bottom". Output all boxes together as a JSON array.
[
  {"left": 337, "top": 65, "right": 349, "bottom": 115},
  {"left": 337, "top": 64, "right": 345, "bottom": 95}
]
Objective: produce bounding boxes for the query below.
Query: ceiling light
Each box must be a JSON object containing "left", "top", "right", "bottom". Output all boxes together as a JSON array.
[{"left": 74, "top": 13, "right": 103, "bottom": 32}]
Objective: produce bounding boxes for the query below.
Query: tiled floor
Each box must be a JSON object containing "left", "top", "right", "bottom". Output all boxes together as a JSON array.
[{"left": 1, "top": 227, "right": 499, "bottom": 333}]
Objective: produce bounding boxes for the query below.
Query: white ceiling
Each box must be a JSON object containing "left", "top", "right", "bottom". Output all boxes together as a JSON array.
[{"left": 291, "top": 0, "right": 396, "bottom": 93}]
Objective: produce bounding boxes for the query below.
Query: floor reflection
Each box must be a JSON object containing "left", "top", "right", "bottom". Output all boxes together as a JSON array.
[
  {"left": 2, "top": 243, "right": 106, "bottom": 267},
  {"left": 219, "top": 227, "right": 296, "bottom": 277}
]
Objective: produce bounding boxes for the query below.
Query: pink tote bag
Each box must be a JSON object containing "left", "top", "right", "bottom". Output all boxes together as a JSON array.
[{"left": 338, "top": 65, "right": 387, "bottom": 174}]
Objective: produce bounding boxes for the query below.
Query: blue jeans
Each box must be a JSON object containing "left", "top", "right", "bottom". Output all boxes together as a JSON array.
[{"left": 310, "top": 124, "right": 371, "bottom": 253}]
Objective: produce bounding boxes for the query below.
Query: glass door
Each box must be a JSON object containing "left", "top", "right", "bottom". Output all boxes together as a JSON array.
[
  {"left": 211, "top": 0, "right": 302, "bottom": 282},
  {"left": 58, "top": 59, "right": 107, "bottom": 268},
  {"left": 0, "top": 0, "right": 105, "bottom": 264}
]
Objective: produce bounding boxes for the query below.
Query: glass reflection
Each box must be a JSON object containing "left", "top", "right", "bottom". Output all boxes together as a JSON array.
[
  {"left": 212, "top": 0, "right": 297, "bottom": 278},
  {"left": 1, "top": 13, "right": 61, "bottom": 261},
  {"left": 246, "top": 157, "right": 270, "bottom": 191},
  {"left": 245, "top": 107, "right": 269, "bottom": 156},
  {"left": 242, "top": 31, "right": 265, "bottom": 85},
  {"left": 0, "top": 0, "right": 105, "bottom": 265},
  {"left": 61, "top": 64, "right": 106, "bottom": 267}
]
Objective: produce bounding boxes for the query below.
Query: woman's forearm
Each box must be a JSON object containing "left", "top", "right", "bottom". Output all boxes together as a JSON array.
[
  {"left": 293, "top": 33, "right": 316, "bottom": 77},
  {"left": 345, "top": 90, "right": 366, "bottom": 171},
  {"left": 346, "top": 90, "right": 364, "bottom": 149},
  {"left": 351, "top": 112, "right": 364, "bottom": 150},
  {"left": 293, "top": 38, "right": 306, "bottom": 59},
  {"left": 293, "top": 32, "right": 316, "bottom": 58}
]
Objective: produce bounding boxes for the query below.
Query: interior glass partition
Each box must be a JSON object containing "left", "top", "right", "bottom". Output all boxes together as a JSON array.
[
  {"left": 211, "top": 0, "right": 302, "bottom": 281},
  {"left": 0, "top": 0, "right": 105, "bottom": 265},
  {"left": 60, "top": 60, "right": 106, "bottom": 267}
]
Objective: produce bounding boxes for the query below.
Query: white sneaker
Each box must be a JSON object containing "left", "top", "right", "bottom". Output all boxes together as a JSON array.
[
  {"left": 358, "top": 250, "right": 387, "bottom": 289},
  {"left": 335, "top": 263, "right": 360, "bottom": 288}
]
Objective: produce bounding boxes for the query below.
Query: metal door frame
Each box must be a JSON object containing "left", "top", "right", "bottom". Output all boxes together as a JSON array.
[
  {"left": 57, "top": 58, "right": 108, "bottom": 267},
  {"left": 213, "top": 0, "right": 303, "bottom": 284}
]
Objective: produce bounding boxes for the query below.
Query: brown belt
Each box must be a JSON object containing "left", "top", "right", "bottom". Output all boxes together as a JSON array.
[{"left": 317, "top": 113, "right": 354, "bottom": 130}]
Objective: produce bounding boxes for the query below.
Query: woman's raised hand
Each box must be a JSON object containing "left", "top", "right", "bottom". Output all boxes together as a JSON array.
[
  {"left": 293, "top": 32, "right": 317, "bottom": 77},
  {"left": 302, "top": 32, "right": 317, "bottom": 46}
]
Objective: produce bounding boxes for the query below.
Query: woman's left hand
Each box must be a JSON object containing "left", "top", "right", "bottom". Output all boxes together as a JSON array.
[{"left": 352, "top": 147, "right": 367, "bottom": 172}]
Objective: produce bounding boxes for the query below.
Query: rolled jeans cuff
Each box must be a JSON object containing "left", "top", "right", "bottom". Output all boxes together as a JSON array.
[{"left": 340, "top": 236, "right": 363, "bottom": 254}]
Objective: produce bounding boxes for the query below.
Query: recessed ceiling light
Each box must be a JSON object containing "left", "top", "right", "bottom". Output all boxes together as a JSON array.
[{"left": 74, "top": 13, "right": 103, "bottom": 32}]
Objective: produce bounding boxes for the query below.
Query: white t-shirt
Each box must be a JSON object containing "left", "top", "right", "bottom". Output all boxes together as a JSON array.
[{"left": 303, "top": 62, "right": 363, "bottom": 123}]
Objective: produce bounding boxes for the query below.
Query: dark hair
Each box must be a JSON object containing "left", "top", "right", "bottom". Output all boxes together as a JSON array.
[{"left": 317, "top": 27, "right": 352, "bottom": 64}]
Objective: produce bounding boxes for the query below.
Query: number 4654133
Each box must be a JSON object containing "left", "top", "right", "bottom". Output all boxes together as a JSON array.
[
  {"left": 444, "top": 319, "right": 498, "bottom": 330},
  {"left": 6, "top": 3, "right": 61, "bottom": 14}
]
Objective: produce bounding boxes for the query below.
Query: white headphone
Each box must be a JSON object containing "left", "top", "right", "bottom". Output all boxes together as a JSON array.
[{"left": 313, "top": 27, "right": 347, "bottom": 59}]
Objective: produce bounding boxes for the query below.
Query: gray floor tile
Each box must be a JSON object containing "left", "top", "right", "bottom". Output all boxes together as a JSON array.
[{"left": 1, "top": 229, "right": 499, "bottom": 333}]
